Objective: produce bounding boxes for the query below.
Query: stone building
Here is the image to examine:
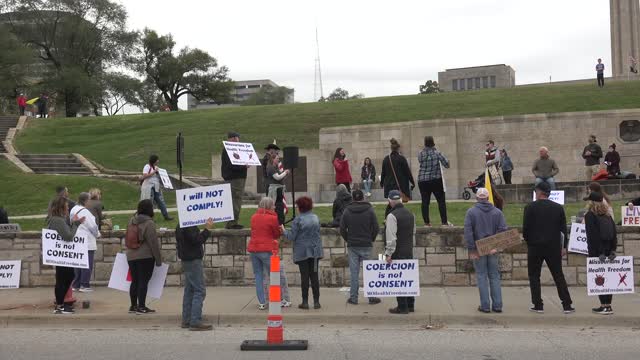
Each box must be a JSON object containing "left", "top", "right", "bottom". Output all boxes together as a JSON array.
[
  {"left": 187, "top": 79, "right": 294, "bottom": 110},
  {"left": 610, "top": 0, "right": 640, "bottom": 78},
  {"left": 438, "top": 64, "right": 515, "bottom": 92}
]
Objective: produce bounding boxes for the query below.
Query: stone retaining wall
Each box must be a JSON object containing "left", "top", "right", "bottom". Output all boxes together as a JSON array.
[{"left": 2, "top": 228, "right": 639, "bottom": 288}]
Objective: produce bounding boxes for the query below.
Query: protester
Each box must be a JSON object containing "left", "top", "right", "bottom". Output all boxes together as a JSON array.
[
  {"left": 464, "top": 188, "right": 507, "bottom": 313},
  {"left": 383, "top": 190, "right": 416, "bottom": 314},
  {"left": 380, "top": 138, "right": 415, "bottom": 200},
  {"left": 176, "top": 218, "right": 214, "bottom": 330},
  {"left": 16, "top": 93, "right": 26, "bottom": 116},
  {"left": 0, "top": 206, "right": 8, "bottom": 224},
  {"left": 36, "top": 93, "right": 48, "bottom": 118},
  {"left": 333, "top": 148, "right": 352, "bottom": 192},
  {"left": 262, "top": 143, "right": 280, "bottom": 195},
  {"left": 70, "top": 193, "right": 100, "bottom": 293},
  {"left": 328, "top": 184, "right": 352, "bottom": 227},
  {"left": 248, "top": 197, "right": 284, "bottom": 310},
  {"left": 532, "top": 147, "right": 559, "bottom": 190},
  {"left": 417, "top": 136, "right": 451, "bottom": 227},
  {"left": 266, "top": 153, "right": 290, "bottom": 225},
  {"left": 86, "top": 188, "right": 105, "bottom": 228},
  {"left": 523, "top": 182, "right": 574, "bottom": 314},
  {"left": 582, "top": 135, "right": 603, "bottom": 180},
  {"left": 221, "top": 132, "right": 247, "bottom": 229},
  {"left": 47, "top": 186, "right": 76, "bottom": 224},
  {"left": 283, "top": 197, "right": 323, "bottom": 310},
  {"left": 340, "top": 189, "right": 381, "bottom": 305},
  {"left": 126, "top": 199, "right": 162, "bottom": 314},
  {"left": 140, "top": 155, "right": 172, "bottom": 221},
  {"left": 500, "top": 149, "right": 513, "bottom": 185},
  {"left": 485, "top": 140, "right": 500, "bottom": 167},
  {"left": 604, "top": 144, "right": 621, "bottom": 177},
  {"left": 596, "top": 58, "right": 605, "bottom": 88},
  {"left": 584, "top": 192, "right": 617, "bottom": 315},
  {"left": 48, "top": 196, "right": 85, "bottom": 314},
  {"left": 361, "top": 157, "right": 376, "bottom": 197}
]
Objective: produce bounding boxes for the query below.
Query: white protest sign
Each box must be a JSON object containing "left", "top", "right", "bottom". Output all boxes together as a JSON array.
[
  {"left": 587, "top": 256, "right": 635, "bottom": 296},
  {"left": 157, "top": 168, "right": 173, "bottom": 190},
  {"left": 622, "top": 206, "right": 640, "bottom": 226},
  {"left": 533, "top": 190, "right": 565, "bottom": 205},
  {"left": 223, "top": 141, "right": 262, "bottom": 166},
  {"left": 41, "top": 228, "right": 89, "bottom": 269},
  {"left": 176, "top": 184, "right": 233, "bottom": 228},
  {"left": 568, "top": 223, "right": 588, "bottom": 255},
  {"left": 0, "top": 260, "right": 21, "bottom": 289},
  {"left": 107, "top": 253, "right": 168, "bottom": 299},
  {"left": 363, "top": 260, "right": 420, "bottom": 298}
]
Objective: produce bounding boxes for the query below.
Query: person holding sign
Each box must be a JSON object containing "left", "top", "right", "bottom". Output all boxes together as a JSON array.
[
  {"left": 266, "top": 153, "right": 290, "bottom": 225},
  {"left": 523, "top": 182, "right": 574, "bottom": 314},
  {"left": 584, "top": 192, "right": 618, "bottom": 315},
  {"left": 221, "top": 132, "right": 247, "bottom": 230},
  {"left": 48, "top": 196, "right": 86, "bottom": 314},
  {"left": 384, "top": 190, "right": 417, "bottom": 314},
  {"left": 126, "top": 200, "right": 163, "bottom": 315},
  {"left": 464, "top": 188, "right": 507, "bottom": 314},
  {"left": 140, "top": 155, "right": 173, "bottom": 221}
]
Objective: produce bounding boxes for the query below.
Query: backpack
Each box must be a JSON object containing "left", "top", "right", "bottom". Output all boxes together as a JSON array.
[{"left": 125, "top": 222, "right": 141, "bottom": 249}]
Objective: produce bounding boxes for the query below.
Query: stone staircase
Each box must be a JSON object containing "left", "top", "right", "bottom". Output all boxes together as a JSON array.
[
  {"left": 16, "top": 154, "right": 93, "bottom": 174},
  {"left": 0, "top": 115, "right": 19, "bottom": 153}
]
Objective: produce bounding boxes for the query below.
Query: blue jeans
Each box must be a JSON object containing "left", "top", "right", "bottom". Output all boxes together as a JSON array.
[
  {"left": 348, "top": 247, "right": 372, "bottom": 302},
  {"left": 182, "top": 259, "right": 206, "bottom": 326},
  {"left": 472, "top": 254, "right": 502, "bottom": 311},
  {"left": 362, "top": 180, "right": 373, "bottom": 194},
  {"left": 151, "top": 188, "right": 169, "bottom": 218},
  {"left": 534, "top": 177, "right": 556, "bottom": 191},
  {"left": 73, "top": 250, "right": 95, "bottom": 288},
  {"left": 251, "top": 252, "right": 271, "bottom": 304}
]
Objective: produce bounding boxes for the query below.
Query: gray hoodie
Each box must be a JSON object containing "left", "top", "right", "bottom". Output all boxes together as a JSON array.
[
  {"left": 126, "top": 214, "right": 162, "bottom": 265},
  {"left": 463, "top": 201, "right": 508, "bottom": 251}
]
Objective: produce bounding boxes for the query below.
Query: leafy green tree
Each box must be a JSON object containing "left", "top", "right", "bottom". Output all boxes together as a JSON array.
[
  {"left": 139, "top": 29, "right": 233, "bottom": 111},
  {"left": 419, "top": 80, "right": 442, "bottom": 94},
  {"left": 98, "top": 73, "right": 142, "bottom": 116},
  {"left": 0, "top": 25, "right": 35, "bottom": 113},
  {"left": 326, "top": 87, "right": 364, "bottom": 101},
  {"left": 243, "top": 86, "right": 293, "bottom": 105},
  {"left": 136, "top": 79, "right": 165, "bottom": 113}
]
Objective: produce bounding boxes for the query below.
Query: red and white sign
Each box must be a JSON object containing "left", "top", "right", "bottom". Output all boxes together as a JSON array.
[
  {"left": 107, "top": 253, "right": 169, "bottom": 299},
  {"left": 587, "top": 256, "right": 635, "bottom": 296},
  {"left": 622, "top": 206, "right": 640, "bottom": 226}
]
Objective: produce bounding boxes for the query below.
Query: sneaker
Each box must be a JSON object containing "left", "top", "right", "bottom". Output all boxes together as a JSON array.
[
  {"left": 388, "top": 307, "right": 409, "bottom": 314},
  {"left": 128, "top": 306, "right": 138, "bottom": 314},
  {"left": 313, "top": 302, "right": 321, "bottom": 309},
  {"left": 61, "top": 305, "right": 75, "bottom": 314},
  {"left": 257, "top": 303, "right": 267, "bottom": 310},
  {"left": 53, "top": 305, "right": 63, "bottom": 314},
  {"left": 368, "top": 297, "right": 381, "bottom": 305},
  {"left": 298, "top": 303, "right": 309, "bottom": 310},
  {"left": 164, "top": 216, "right": 174, "bottom": 221},
  {"left": 563, "top": 306, "right": 576, "bottom": 314},
  {"left": 280, "top": 300, "right": 292, "bottom": 308},
  {"left": 79, "top": 287, "right": 94, "bottom": 293},
  {"left": 477, "top": 306, "right": 491, "bottom": 314},
  {"left": 529, "top": 305, "right": 544, "bottom": 314},
  {"left": 442, "top": 222, "right": 454, "bottom": 227},
  {"left": 367, "top": 192, "right": 372, "bottom": 197},
  {"left": 595, "top": 306, "right": 614, "bottom": 315},
  {"left": 347, "top": 298, "right": 358, "bottom": 305},
  {"left": 592, "top": 306, "right": 605, "bottom": 313},
  {"left": 189, "top": 323, "right": 214, "bottom": 331},
  {"left": 72, "top": 287, "right": 79, "bottom": 292},
  {"left": 492, "top": 308, "right": 503, "bottom": 313},
  {"left": 136, "top": 306, "right": 156, "bottom": 314}
]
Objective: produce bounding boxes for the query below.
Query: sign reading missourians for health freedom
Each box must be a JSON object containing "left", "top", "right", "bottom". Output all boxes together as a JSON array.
[
  {"left": 41, "top": 229, "right": 89, "bottom": 269},
  {"left": 587, "top": 256, "right": 635, "bottom": 296},
  {"left": 223, "top": 141, "right": 262, "bottom": 166},
  {"left": 363, "top": 260, "right": 420, "bottom": 298},
  {"left": 0, "top": 260, "right": 21, "bottom": 289},
  {"left": 622, "top": 206, "right": 640, "bottom": 226},
  {"left": 176, "top": 184, "right": 234, "bottom": 228},
  {"left": 568, "top": 223, "right": 588, "bottom": 255}
]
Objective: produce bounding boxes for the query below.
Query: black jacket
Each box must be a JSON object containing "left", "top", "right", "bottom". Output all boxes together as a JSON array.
[
  {"left": 582, "top": 143, "right": 603, "bottom": 166},
  {"left": 585, "top": 211, "right": 617, "bottom": 257},
  {"left": 331, "top": 190, "right": 352, "bottom": 226},
  {"left": 361, "top": 165, "right": 376, "bottom": 181},
  {"left": 388, "top": 204, "right": 415, "bottom": 259},
  {"left": 221, "top": 148, "right": 247, "bottom": 181},
  {"left": 176, "top": 225, "right": 211, "bottom": 261},
  {"left": 523, "top": 199, "right": 568, "bottom": 248},
  {"left": 340, "top": 201, "right": 379, "bottom": 247},
  {"left": 380, "top": 152, "right": 415, "bottom": 198}
]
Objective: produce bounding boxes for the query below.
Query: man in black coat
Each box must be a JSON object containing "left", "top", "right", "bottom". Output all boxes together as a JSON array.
[{"left": 221, "top": 132, "right": 247, "bottom": 229}]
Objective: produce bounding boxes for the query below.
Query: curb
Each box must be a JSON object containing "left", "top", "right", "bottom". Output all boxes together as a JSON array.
[{"left": 3, "top": 312, "right": 640, "bottom": 329}]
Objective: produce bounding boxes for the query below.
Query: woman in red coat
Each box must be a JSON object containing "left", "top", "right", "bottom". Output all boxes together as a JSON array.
[
  {"left": 333, "top": 147, "right": 352, "bottom": 192},
  {"left": 248, "top": 197, "right": 283, "bottom": 310}
]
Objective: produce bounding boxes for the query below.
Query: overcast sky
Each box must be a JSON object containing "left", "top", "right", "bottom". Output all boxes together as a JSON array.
[{"left": 123, "top": 0, "right": 611, "bottom": 105}]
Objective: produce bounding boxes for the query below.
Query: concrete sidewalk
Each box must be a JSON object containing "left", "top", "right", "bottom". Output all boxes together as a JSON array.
[{"left": 2, "top": 286, "right": 639, "bottom": 328}]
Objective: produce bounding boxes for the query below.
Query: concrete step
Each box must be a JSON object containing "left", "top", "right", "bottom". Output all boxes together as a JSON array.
[
  {"left": 16, "top": 153, "right": 92, "bottom": 174},
  {"left": 17, "top": 154, "right": 76, "bottom": 159}
]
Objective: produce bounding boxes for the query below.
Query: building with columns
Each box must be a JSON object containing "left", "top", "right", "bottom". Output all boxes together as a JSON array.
[{"left": 610, "top": 0, "right": 640, "bottom": 78}]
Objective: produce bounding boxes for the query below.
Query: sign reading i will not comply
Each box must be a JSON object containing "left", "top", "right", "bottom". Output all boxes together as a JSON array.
[
  {"left": 0, "top": 260, "right": 21, "bottom": 289},
  {"left": 176, "top": 184, "right": 234, "bottom": 228}
]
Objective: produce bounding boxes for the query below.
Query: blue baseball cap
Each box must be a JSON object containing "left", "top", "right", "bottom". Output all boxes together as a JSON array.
[{"left": 388, "top": 190, "right": 402, "bottom": 200}]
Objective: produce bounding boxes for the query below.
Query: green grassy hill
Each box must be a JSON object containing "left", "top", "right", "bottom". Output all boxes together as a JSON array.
[{"left": 15, "top": 81, "right": 640, "bottom": 176}]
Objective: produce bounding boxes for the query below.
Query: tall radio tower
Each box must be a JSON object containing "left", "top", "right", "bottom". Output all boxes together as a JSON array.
[{"left": 314, "top": 27, "right": 324, "bottom": 101}]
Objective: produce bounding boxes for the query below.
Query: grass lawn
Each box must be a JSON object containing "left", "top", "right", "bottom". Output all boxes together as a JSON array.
[
  {"left": 11, "top": 201, "right": 621, "bottom": 232},
  {"left": 0, "top": 159, "right": 175, "bottom": 216},
  {"left": 14, "top": 81, "right": 640, "bottom": 176}
]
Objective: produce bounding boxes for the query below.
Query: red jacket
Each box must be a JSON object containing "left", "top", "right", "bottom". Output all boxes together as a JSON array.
[
  {"left": 17, "top": 96, "right": 26, "bottom": 107},
  {"left": 592, "top": 169, "right": 609, "bottom": 181},
  {"left": 333, "top": 158, "right": 352, "bottom": 184},
  {"left": 248, "top": 209, "right": 282, "bottom": 253}
]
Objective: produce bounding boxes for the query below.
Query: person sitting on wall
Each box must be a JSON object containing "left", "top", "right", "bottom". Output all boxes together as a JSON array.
[
  {"left": 604, "top": 144, "right": 620, "bottom": 177},
  {"left": 591, "top": 164, "right": 609, "bottom": 182},
  {"left": 532, "top": 147, "right": 559, "bottom": 190}
]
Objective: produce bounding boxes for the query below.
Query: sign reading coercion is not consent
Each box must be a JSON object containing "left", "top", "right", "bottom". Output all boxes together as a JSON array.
[
  {"left": 475, "top": 229, "right": 523, "bottom": 256},
  {"left": 176, "top": 184, "right": 234, "bottom": 228},
  {"left": 363, "top": 260, "right": 420, "bottom": 298},
  {"left": 0, "top": 260, "right": 21, "bottom": 289},
  {"left": 568, "top": 223, "right": 588, "bottom": 255},
  {"left": 587, "top": 256, "right": 635, "bottom": 296},
  {"left": 223, "top": 141, "right": 262, "bottom": 166},
  {"left": 41, "top": 228, "right": 89, "bottom": 269}
]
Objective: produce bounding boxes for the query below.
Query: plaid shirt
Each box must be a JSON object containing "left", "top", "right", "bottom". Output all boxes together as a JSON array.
[{"left": 418, "top": 147, "right": 449, "bottom": 182}]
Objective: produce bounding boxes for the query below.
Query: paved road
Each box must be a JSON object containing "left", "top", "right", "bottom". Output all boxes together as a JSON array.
[{"left": 1, "top": 325, "right": 638, "bottom": 360}]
